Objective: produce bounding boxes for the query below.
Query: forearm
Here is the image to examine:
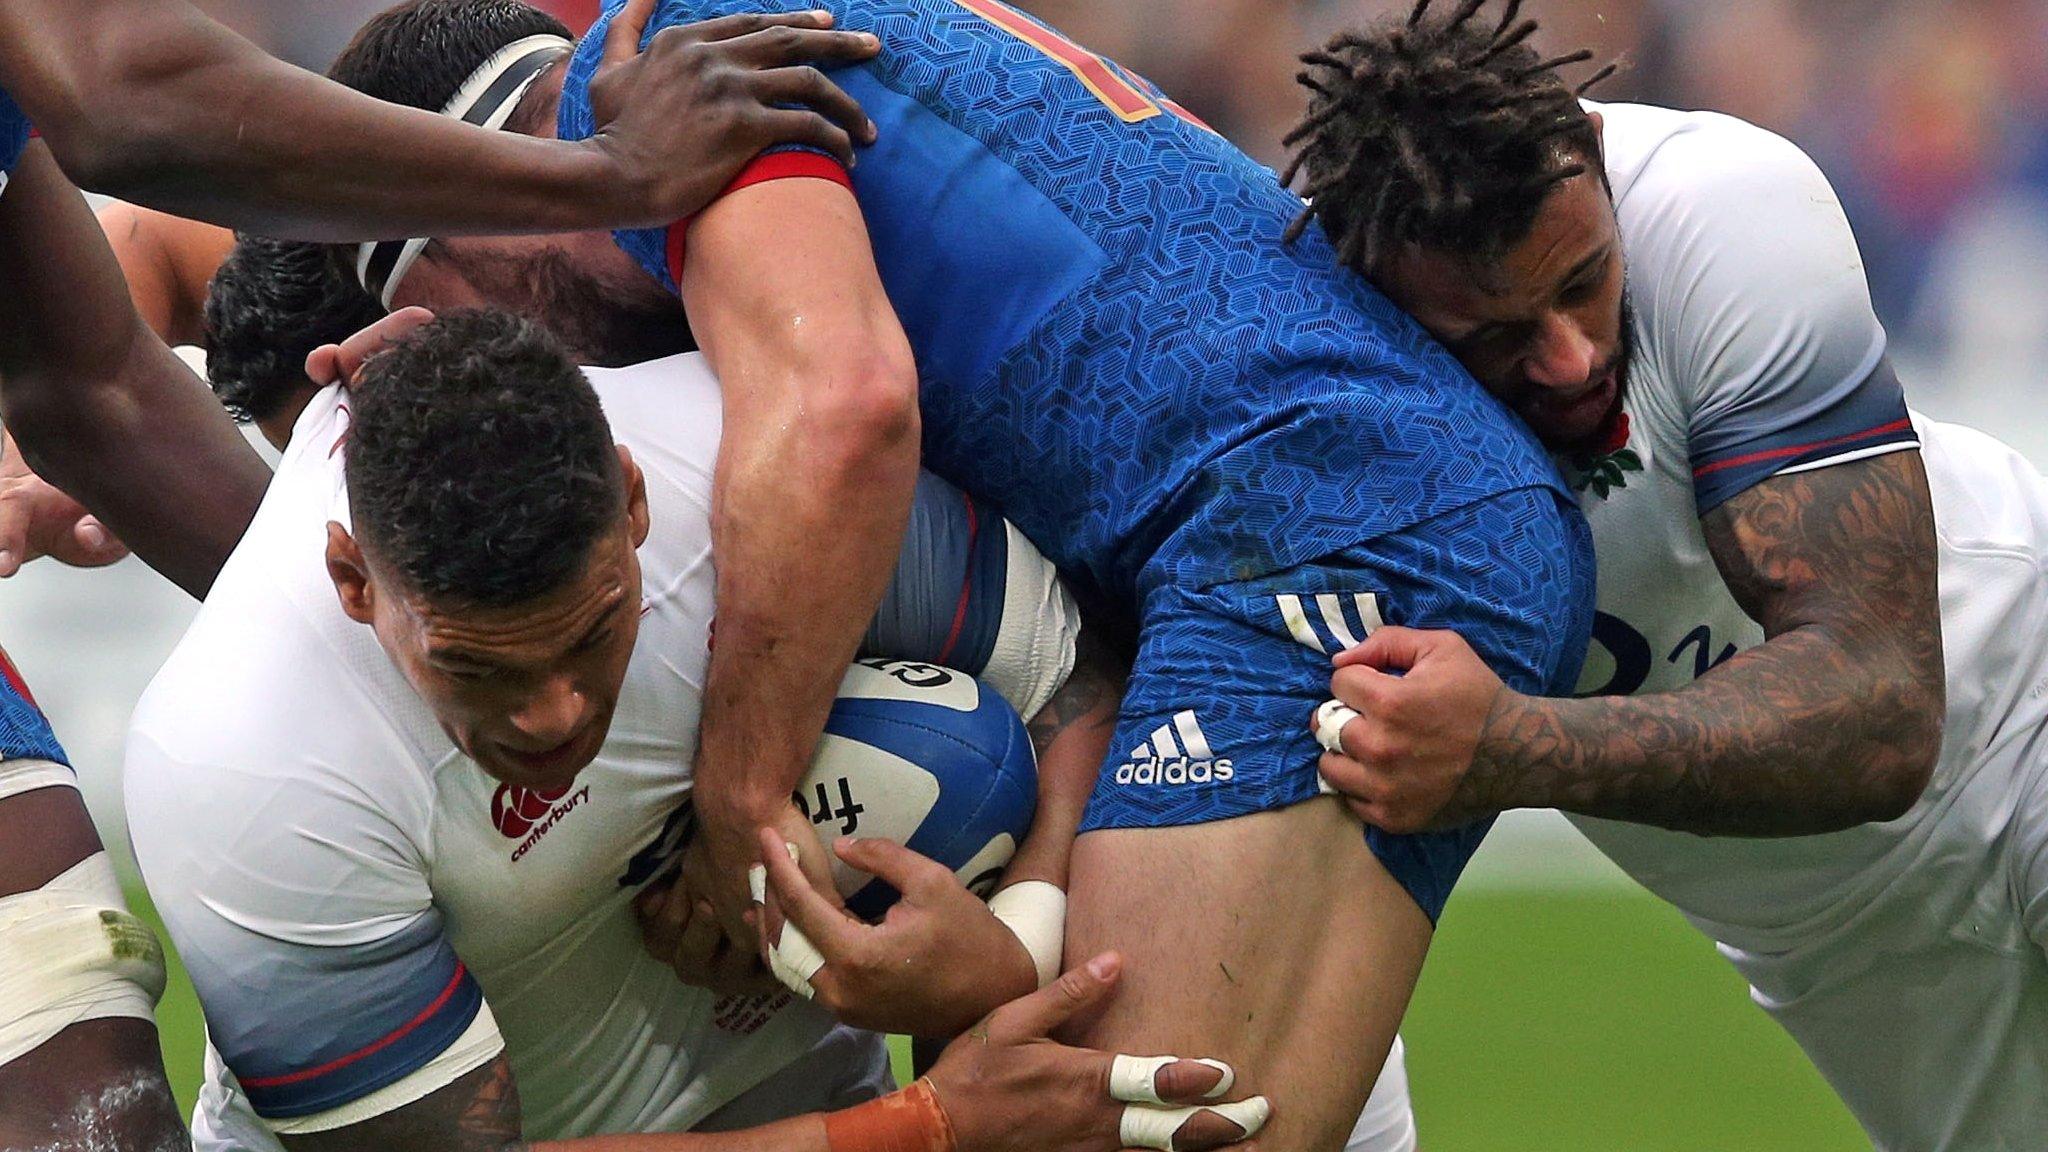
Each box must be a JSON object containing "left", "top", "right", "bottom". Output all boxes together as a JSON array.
[
  {"left": 0, "top": 146, "right": 266, "bottom": 597},
  {"left": 696, "top": 410, "right": 921, "bottom": 819},
  {"left": 1004, "top": 631, "right": 1123, "bottom": 890},
  {"left": 0, "top": 3, "right": 631, "bottom": 240},
  {"left": 533, "top": 1116, "right": 826, "bottom": 1152},
  {"left": 1479, "top": 626, "right": 1942, "bottom": 835}
]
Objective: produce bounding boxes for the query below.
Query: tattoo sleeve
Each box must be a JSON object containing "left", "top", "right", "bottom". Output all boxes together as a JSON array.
[{"left": 1474, "top": 450, "right": 1946, "bottom": 835}]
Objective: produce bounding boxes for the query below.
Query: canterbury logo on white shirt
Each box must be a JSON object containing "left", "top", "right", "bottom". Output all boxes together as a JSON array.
[
  {"left": 1114, "top": 710, "right": 1234, "bottom": 785},
  {"left": 1274, "top": 593, "right": 1383, "bottom": 654}
]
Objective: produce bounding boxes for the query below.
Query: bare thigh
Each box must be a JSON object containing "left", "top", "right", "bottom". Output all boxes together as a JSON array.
[{"left": 1062, "top": 799, "right": 1431, "bottom": 1152}]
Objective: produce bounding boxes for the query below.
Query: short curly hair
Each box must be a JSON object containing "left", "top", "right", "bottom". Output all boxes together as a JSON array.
[
  {"left": 1281, "top": 0, "right": 1616, "bottom": 272},
  {"left": 345, "top": 309, "right": 624, "bottom": 608},
  {"left": 204, "top": 235, "right": 386, "bottom": 423}
]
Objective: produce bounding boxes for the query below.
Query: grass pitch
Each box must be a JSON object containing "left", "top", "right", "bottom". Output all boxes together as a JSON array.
[{"left": 137, "top": 886, "right": 1866, "bottom": 1150}]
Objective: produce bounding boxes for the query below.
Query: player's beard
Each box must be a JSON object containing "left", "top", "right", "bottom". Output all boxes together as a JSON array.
[
  {"left": 1553, "top": 289, "right": 1639, "bottom": 461},
  {"left": 436, "top": 243, "right": 696, "bottom": 368}
]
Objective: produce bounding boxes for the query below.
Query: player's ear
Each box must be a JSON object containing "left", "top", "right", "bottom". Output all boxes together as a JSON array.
[
  {"left": 326, "top": 522, "right": 376, "bottom": 625},
  {"left": 1587, "top": 109, "right": 1605, "bottom": 162},
  {"left": 617, "top": 444, "right": 651, "bottom": 549}
]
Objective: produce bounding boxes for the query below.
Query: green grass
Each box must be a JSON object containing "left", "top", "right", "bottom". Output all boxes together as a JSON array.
[{"left": 134, "top": 886, "right": 1866, "bottom": 1149}]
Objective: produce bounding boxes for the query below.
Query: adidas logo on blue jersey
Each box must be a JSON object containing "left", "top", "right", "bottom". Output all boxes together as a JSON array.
[{"left": 1114, "top": 711, "right": 1234, "bottom": 786}]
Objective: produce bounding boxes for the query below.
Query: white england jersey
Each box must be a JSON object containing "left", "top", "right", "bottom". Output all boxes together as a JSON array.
[
  {"left": 1565, "top": 101, "right": 2048, "bottom": 1149},
  {"left": 125, "top": 352, "right": 1077, "bottom": 1150}
]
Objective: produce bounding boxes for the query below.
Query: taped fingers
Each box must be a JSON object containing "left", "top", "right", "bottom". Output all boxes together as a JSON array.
[
  {"left": 1108, "top": 1054, "right": 1235, "bottom": 1104},
  {"left": 1119, "top": 1098, "right": 1272, "bottom": 1152},
  {"left": 1314, "top": 699, "right": 1360, "bottom": 755}
]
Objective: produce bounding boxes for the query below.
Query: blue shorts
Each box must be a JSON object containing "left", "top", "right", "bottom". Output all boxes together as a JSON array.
[{"left": 1078, "top": 486, "right": 1593, "bottom": 922}]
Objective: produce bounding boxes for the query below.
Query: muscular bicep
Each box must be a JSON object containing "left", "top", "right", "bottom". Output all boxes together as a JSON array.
[
  {"left": 1702, "top": 449, "right": 1941, "bottom": 663},
  {"left": 678, "top": 171, "right": 911, "bottom": 415},
  {"left": 282, "top": 1053, "right": 524, "bottom": 1152}
]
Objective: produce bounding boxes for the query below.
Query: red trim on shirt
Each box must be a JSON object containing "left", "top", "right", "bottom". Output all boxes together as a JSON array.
[
  {"left": 1691, "top": 418, "right": 1915, "bottom": 480},
  {"left": 0, "top": 646, "right": 39, "bottom": 709},
  {"left": 664, "top": 151, "right": 854, "bottom": 286},
  {"left": 935, "top": 494, "right": 981, "bottom": 665},
  {"left": 238, "top": 962, "right": 471, "bottom": 1089}
]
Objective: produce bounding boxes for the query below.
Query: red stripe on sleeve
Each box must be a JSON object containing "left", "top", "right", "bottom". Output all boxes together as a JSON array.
[
  {"left": 664, "top": 151, "right": 854, "bottom": 286},
  {"left": 1691, "top": 418, "right": 1915, "bottom": 480},
  {"left": 935, "top": 494, "right": 981, "bottom": 665},
  {"left": 238, "top": 962, "right": 471, "bottom": 1089}
]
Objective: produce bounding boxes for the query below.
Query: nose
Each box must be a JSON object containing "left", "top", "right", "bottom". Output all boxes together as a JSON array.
[
  {"left": 1520, "top": 312, "right": 1600, "bottom": 391},
  {"left": 507, "top": 675, "right": 590, "bottom": 750}
]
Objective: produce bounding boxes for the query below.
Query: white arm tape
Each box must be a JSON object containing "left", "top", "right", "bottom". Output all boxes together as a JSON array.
[
  {"left": 0, "top": 851, "right": 167, "bottom": 1068},
  {"left": 986, "top": 880, "right": 1065, "bottom": 988},
  {"left": 1119, "top": 1098, "right": 1272, "bottom": 1152},
  {"left": 0, "top": 756, "right": 77, "bottom": 804},
  {"left": 749, "top": 844, "right": 827, "bottom": 1000},
  {"left": 1109, "top": 1054, "right": 1235, "bottom": 1105}
]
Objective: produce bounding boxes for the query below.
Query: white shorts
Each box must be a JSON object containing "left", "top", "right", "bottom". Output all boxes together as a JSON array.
[
  {"left": 1344, "top": 1034, "right": 1418, "bottom": 1152},
  {"left": 1715, "top": 727, "right": 2048, "bottom": 1152}
]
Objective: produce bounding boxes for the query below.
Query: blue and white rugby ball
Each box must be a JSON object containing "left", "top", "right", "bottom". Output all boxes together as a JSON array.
[{"left": 797, "top": 658, "right": 1038, "bottom": 920}]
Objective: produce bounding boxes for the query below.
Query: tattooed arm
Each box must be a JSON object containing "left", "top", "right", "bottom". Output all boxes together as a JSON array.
[
  {"left": 1003, "top": 628, "right": 1126, "bottom": 891},
  {"left": 1320, "top": 451, "right": 1945, "bottom": 836}
]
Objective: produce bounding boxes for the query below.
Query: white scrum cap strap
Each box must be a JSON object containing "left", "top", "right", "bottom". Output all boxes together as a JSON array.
[
  {"left": 0, "top": 852, "right": 167, "bottom": 1068},
  {"left": 355, "top": 34, "right": 574, "bottom": 308}
]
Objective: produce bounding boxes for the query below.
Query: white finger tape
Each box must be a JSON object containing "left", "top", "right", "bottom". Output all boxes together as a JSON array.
[
  {"left": 767, "top": 919, "right": 826, "bottom": 1000},
  {"left": 1108, "top": 1055, "right": 1236, "bottom": 1104},
  {"left": 760, "top": 841, "right": 824, "bottom": 1000},
  {"left": 1315, "top": 699, "right": 1360, "bottom": 755},
  {"left": 987, "top": 880, "right": 1066, "bottom": 988},
  {"left": 1118, "top": 1098, "right": 1272, "bottom": 1152}
]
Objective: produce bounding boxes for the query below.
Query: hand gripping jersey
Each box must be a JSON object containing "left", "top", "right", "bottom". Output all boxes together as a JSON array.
[
  {"left": 126, "top": 353, "right": 1076, "bottom": 1150},
  {"left": 558, "top": 0, "right": 1595, "bottom": 919},
  {"left": 1553, "top": 101, "right": 2048, "bottom": 1151}
]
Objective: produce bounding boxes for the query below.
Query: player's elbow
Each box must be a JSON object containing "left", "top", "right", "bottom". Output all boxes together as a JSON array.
[{"left": 804, "top": 345, "right": 921, "bottom": 482}]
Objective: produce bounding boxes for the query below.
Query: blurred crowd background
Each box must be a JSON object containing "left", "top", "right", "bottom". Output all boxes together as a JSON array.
[
  {"left": 184, "top": 0, "right": 2048, "bottom": 453},
  {"left": 15, "top": 4, "right": 2037, "bottom": 1145}
]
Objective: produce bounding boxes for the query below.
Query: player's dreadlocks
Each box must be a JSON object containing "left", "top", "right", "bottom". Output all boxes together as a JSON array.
[{"left": 1280, "top": 0, "right": 1617, "bottom": 273}]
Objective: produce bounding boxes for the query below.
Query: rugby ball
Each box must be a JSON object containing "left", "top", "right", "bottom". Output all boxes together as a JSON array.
[{"left": 796, "top": 658, "right": 1038, "bottom": 920}]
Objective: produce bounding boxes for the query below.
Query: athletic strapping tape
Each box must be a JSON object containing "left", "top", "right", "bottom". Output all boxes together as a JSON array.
[
  {"left": 1314, "top": 699, "right": 1360, "bottom": 756},
  {"left": 355, "top": 34, "right": 573, "bottom": 309},
  {"left": 0, "top": 851, "right": 167, "bottom": 1068},
  {"left": 748, "top": 842, "right": 825, "bottom": 999},
  {"left": 986, "top": 879, "right": 1064, "bottom": 988},
  {"left": 1109, "top": 1055, "right": 1268, "bottom": 1152}
]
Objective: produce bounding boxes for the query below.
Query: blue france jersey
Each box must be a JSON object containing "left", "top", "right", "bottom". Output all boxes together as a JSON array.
[{"left": 558, "top": 0, "right": 1574, "bottom": 610}]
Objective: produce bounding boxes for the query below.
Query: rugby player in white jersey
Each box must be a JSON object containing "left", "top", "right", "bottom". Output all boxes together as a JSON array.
[
  {"left": 1285, "top": 3, "right": 2044, "bottom": 1148},
  {"left": 130, "top": 306, "right": 1195, "bottom": 1151},
  {"left": 0, "top": 2, "right": 879, "bottom": 1134}
]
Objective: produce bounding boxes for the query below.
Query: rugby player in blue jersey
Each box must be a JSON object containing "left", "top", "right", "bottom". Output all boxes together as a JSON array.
[{"left": 318, "top": 3, "right": 1597, "bottom": 1146}]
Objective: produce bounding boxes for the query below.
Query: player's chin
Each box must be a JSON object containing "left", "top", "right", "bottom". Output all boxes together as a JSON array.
[{"left": 483, "top": 723, "right": 606, "bottom": 791}]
